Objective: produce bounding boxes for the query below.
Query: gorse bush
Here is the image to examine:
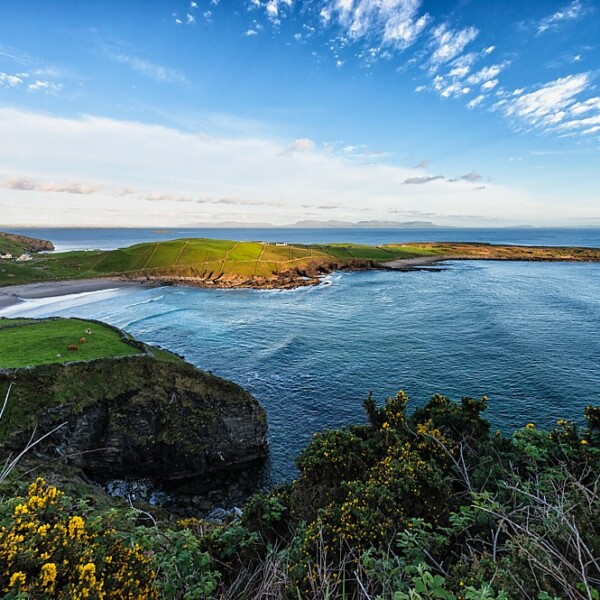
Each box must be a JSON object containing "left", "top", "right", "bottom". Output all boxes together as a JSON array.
[
  {"left": 224, "top": 392, "right": 600, "bottom": 598},
  {"left": 1, "top": 392, "right": 599, "bottom": 599},
  {"left": 0, "top": 478, "right": 156, "bottom": 599}
]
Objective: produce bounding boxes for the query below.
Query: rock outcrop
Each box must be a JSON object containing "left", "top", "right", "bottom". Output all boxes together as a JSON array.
[
  {"left": 0, "top": 231, "right": 55, "bottom": 253},
  {"left": 0, "top": 353, "right": 268, "bottom": 484}
]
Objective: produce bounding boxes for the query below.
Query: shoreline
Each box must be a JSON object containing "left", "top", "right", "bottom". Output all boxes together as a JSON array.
[
  {"left": 0, "top": 278, "right": 159, "bottom": 311},
  {"left": 0, "top": 259, "right": 439, "bottom": 310},
  {"left": 1, "top": 253, "right": 599, "bottom": 311}
]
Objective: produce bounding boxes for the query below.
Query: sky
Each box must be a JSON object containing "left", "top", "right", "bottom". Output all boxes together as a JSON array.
[{"left": 0, "top": 0, "right": 599, "bottom": 228}]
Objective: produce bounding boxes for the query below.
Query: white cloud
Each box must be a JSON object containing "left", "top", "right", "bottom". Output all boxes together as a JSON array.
[
  {"left": 326, "top": 0, "right": 431, "bottom": 50},
  {"left": 27, "top": 80, "right": 63, "bottom": 94},
  {"left": 109, "top": 52, "right": 188, "bottom": 84},
  {"left": 285, "top": 138, "right": 316, "bottom": 153},
  {"left": 570, "top": 97, "right": 600, "bottom": 116},
  {"left": 503, "top": 73, "right": 593, "bottom": 132},
  {"left": 481, "top": 79, "right": 498, "bottom": 91},
  {"left": 430, "top": 23, "right": 478, "bottom": 67},
  {"left": 432, "top": 77, "right": 470, "bottom": 98},
  {"left": 537, "top": 0, "right": 585, "bottom": 34},
  {"left": 467, "top": 95, "right": 485, "bottom": 109},
  {"left": 1, "top": 71, "right": 62, "bottom": 94},
  {"left": 0, "top": 71, "right": 28, "bottom": 87},
  {"left": 448, "top": 65, "right": 469, "bottom": 78},
  {"left": 467, "top": 63, "right": 508, "bottom": 85},
  {"left": 0, "top": 108, "right": 546, "bottom": 227},
  {"left": 248, "top": 0, "right": 293, "bottom": 24}
]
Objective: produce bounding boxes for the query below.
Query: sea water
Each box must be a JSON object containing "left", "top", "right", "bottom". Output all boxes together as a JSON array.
[
  {"left": 5, "top": 226, "right": 600, "bottom": 251},
  {"left": 2, "top": 234, "right": 599, "bottom": 482}
]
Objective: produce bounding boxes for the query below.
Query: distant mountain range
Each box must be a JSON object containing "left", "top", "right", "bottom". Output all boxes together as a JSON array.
[
  {"left": 194, "top": 220, "right": 439, "bottom": 229},
  {"left": 287, "top": 220, "right": 438, "bottom": 229}
]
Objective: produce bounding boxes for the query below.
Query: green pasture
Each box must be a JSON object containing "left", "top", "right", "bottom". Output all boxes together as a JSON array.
[
  {"left": 0, "top": 318, "right": 142, "bottom": 368},
  {"left": 0, "top": 238, "right": 441, "bottom": 287}
]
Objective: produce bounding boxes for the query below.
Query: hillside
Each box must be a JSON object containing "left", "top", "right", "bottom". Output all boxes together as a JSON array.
[
  {"left": 0, "top": 237, "right": 599, "bottom": 290},
  {"left": 0, "top": 237, "right": 440, "bottom": 288},
  {"left": 0, "top": 317, "right": 267, "bottom": 491},
  {"left": 0, "top": 317, "right": 143, "bottom": 368},
  {"left": 0, "top": 231, "right": 54, "bottom": 256}
]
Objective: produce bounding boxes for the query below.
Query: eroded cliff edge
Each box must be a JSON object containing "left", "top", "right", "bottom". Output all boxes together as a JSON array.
[{"left": 0, "top": 325, "right": 268, "bottom": 491}]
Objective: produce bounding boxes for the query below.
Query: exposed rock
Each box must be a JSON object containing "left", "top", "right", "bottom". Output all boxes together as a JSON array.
[
  {"left": 0, "top": 353, "right": 268, "bottom": 485},
  {"left": 0, "top": 231, "right": 55, "bottom": 253}
]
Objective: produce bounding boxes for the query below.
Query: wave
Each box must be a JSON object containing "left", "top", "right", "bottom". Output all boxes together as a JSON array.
[
  {"left": 126, "top": 294, "right": 166, "bottom": 307},
  {"left": 120, "top": 307, "right": 188, "bottom": 329},
  {"left": 0, "top": 288, "right": 124, "bottom": 317}
]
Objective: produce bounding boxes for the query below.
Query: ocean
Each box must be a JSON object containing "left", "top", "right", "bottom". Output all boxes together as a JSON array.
[
  {"left": 5, "top": 226, "right": 600, "bottom": 251},
  {"left": 2, "top": 228, "right": 600, "bottom": 483}
]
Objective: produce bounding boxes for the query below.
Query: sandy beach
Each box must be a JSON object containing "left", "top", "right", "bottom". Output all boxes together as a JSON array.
[
  {"left": 0, "top": 259, "right": 448, "bottom": 312},
  {"left": 0, "top": 278, "right": 157, "bottom": 311}
]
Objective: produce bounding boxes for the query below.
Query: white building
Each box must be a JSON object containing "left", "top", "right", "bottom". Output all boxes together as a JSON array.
[
  {"left": 0, "top": 253, "right": 12, "bottom": 260},
  {"left": 16, "top": 253, "right": 32, "bottom": 262}
]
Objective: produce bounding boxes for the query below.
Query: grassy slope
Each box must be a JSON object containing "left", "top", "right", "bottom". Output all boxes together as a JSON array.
[
  {"left": 0, "top": 232, "right": 53, "bottom": 255},
  {"left": 0, "top": 318, "right": 185, "bottom": 442},
  {"left": 1, "top": 238, "right": 599, "bottom": 288},
  {"left": 0, "top": 318, "right": 142, "bottom": 368},
  {"left": 0, "top": 237, "right": 27, "bottom": 256},
  {"left": 0, "top": 238, "right": 436, "bottom": 286}
]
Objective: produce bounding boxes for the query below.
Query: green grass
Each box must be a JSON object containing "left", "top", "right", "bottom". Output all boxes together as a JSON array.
[
  {"left": 0, "top": 238, "right": 26, "bottom": 256},
  {"left": 0, "top": 318, "right": 37, "bottom": 329},
  {"left": 0, "top": 237, "right": 442, "bottom": 287},
  {"left": 2, "top": 238, "right": 599, "bottom": 289},
  {"left": 0, "top": 318, "right": 142, "bottom": 368}
]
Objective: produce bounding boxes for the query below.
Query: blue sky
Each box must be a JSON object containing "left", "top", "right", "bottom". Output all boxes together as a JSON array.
[{"left": 0, "top": 0, "right": 598, "bottom": 227}]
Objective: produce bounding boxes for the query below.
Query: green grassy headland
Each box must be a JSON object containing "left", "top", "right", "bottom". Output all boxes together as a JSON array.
[
  {"left": 0, "top": 238, "right": 438, "bottom": 287},
  {"left": 0, "top": 318, "right": 143, "bottom": 368},
  {"left": 0, "top": 232, "right": 54, "bottom": 256},
  {"left": 1, "top": 236, "right": 599, "bottom": 289}
]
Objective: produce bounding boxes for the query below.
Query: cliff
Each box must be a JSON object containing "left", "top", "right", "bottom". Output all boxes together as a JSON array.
[
  {"left": 0, "top": 231, "right": 55, "bottom": 254},
  {"left": 0, "top": 322, "right": 268, "bottom": 487}
]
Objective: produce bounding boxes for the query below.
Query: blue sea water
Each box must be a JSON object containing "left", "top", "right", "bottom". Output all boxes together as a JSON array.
[
  {"left": 5, "top": 226, "right": 600, "bottom": 251},
  {"left": 2, "top": 228, "right": 599, "bottom": 483}
]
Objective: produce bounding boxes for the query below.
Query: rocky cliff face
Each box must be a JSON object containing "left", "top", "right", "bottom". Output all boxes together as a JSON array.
[
  {"left": 0, "top": 354, "right": 268, "bottom": 484},
  {"left": 0, "top": 231, "right": 55, "bottom": 253}
]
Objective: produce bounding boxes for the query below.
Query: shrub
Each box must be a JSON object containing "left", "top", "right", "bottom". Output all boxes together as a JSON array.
[{"left": 0, "top": 478, "right": 156, "bottom": 599}]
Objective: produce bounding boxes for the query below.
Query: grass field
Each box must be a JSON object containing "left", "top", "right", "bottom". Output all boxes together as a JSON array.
[
  {"left": 0, "top": 318, "right": 142, "bottom": 368},
  {"left": 0, "top": 237, "right": 27, "bottom": 256},
  {"left": 0, "top": 238, "right": 436, "bottom": 287},
  {"left": 1, "top": 237, "right": 598, "bottom": 289}
]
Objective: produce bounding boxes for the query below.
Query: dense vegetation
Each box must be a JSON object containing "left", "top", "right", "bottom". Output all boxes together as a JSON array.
[{"left": 1, "top": 391, "right": 598, "bottom": 598}]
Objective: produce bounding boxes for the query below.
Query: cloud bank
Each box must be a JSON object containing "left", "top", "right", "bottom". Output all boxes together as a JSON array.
[{"left": 0, "top": 108, "right": 589, "bottom": 227}]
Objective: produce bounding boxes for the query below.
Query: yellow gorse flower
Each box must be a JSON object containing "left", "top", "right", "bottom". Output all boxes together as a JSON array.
[
  {"left": 8, "top": 571, "right": 26, "bottom": 588},
  {"left": 0, "top": 478, "right": 158, "bottom": 597}
]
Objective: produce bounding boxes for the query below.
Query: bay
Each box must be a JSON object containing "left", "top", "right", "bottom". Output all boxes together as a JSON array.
[{"left": 2, "top": 233, "right": 599, "bottom": 482}]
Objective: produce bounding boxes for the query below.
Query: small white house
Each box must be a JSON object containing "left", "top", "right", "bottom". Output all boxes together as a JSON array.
[
  {"left": 0, "top": 253, "right": 12, "bottom": 260},
  {"left": 16, "top": 253, "right": 33, "bottom": 262}
]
